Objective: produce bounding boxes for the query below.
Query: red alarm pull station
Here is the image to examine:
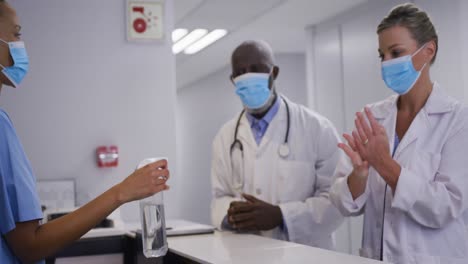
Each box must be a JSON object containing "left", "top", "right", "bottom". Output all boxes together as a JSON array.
[{"left": 96, "top": 146, "right": 119, "bottom": 168}]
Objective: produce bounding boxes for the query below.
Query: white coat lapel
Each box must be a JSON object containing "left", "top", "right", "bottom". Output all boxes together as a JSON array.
[
  {"left": 393, "top": 111, "right": 428, "bottom": 159},
  {"left": 258, "top": 98, "right": 287, "bottom": 153},
  {"left": 237, "top": 113, "right": 257, "bottom": 150},
  {"left": 233, "top": 114, "right": 257, "bottom": 195},
  {"left": 394, "top": 83, "right": 453, "bottom": 158},
  {"left": 372, "top": 94, "right": 427, "bottom": 159}
]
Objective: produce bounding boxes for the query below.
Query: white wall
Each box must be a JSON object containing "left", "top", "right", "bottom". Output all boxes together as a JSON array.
[
  {"left": 306, "top": 0, "right": 468, "bottom": 255},
  {"left": 176, "top": 53, "right": 306, "bottom": 224},
  {"left": 413, "top": 0, "right": 464, "bottom": 100},
  {"left": 460, "top": 0, "right": 468, "bottom": 103},
  {"left": 0, "top": 0, "right": 180, "bottom": 222}
]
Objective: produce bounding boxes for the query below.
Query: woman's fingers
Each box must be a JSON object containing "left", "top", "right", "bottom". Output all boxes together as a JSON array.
[
  {"left": 338, "top": 143, "right": 363, "bottom": 167},
  {"left": 357, "top": 111, "right": 373, "bottom": 138},
  {"left": 355, "top": 117, "right": 368, "bottom": 144},
  {"left": 364, "top": 107, "right": 381, "bottom": 135},
  {"left": 140, "top": 163, "right": 171, "bottom": 197},
  {"left": 152, "top": 175, "right": 169, "bottom": 186},
  {"left": 119, "top": 160, "right": 172, "bottom": 203},
  {"left": 352, "top": 130, "right": 365, "bottom": 153},
  {"left": 343, "top": 133, "right": 357, "bottom": 151},
  {"left": 152, "top": 168, "right": 170, "bottom": 181},
  {"left": 352, "top": 129, "right": 362, "bottom": 143}
]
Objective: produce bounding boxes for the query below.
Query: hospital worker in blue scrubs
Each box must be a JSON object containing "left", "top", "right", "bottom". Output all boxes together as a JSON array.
[{"left": 0, "top": 1, "right": 170, "bottom": 263}]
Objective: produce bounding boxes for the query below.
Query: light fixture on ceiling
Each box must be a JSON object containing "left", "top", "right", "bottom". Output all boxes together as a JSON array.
[
  {"left": 184, "top": 29, "right": 228, "bottom": 55},
  {"left": 172, "top": 28, "right": 188, "bottom": 43},
  {"left": 172, "top": 29, "right": 208, "bottom": 54}
]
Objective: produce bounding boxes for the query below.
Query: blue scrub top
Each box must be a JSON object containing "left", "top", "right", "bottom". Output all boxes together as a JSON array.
[{"left": 0, "top": 109, "right": 44, "bottom": 263}]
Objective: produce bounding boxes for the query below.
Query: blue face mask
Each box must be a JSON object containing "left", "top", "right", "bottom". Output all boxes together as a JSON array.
[
  {"left": 0, "top": 39, "right": 30, "bottom": 88},
  {"left": 381, "top": 44, "right": 427, "bottom": 95},
  {"left": 234, "top": 72, "right": 272, "bottom": 110}
]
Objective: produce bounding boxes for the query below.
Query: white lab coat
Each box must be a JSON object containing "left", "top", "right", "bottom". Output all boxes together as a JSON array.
[
  {"left": 211, "top": 96, "right": 344, "bottom": 249},
  {"left": 330, "top": 83, "right": 468, "bottom": 264}
]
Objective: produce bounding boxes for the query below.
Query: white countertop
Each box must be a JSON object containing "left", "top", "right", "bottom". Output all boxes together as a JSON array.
[
  {"left": 80, "top": 219, "right": 214, "bottom": 239},
  {"left": 78, "top": 219, "right": 384, "bottom": 263},
  {"left": 81, "top": 227, "right": 129, "bottom": 239},
  {"left": 168, "top": 231, "right": 384, "bottom": 264}
]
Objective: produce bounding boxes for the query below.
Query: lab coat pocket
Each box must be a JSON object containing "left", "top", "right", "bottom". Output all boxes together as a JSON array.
[{"left": 276, "top": 160, "right": 314, "bottom": 203}]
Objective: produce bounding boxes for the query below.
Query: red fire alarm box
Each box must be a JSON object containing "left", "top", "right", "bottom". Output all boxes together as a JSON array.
[{"left": 96, "top": 146, "right": 119, "bottom": 168}]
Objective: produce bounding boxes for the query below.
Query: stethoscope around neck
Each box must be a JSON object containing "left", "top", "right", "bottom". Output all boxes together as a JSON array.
[
  {"left": 230, "top": 96, "right": 291, "bottom": 158},
  {"left": 229, "top": 96, "right": 291, "bottom": 193}
]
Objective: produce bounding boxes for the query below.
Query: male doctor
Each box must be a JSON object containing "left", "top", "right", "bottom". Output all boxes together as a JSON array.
[{"left": 210, "top": 40, "right": 343, "bottom": 249}]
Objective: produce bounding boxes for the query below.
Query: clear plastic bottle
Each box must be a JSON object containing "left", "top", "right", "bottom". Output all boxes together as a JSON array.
[{"left": 137, "top": 158, "right": 168, "bottom": 258}]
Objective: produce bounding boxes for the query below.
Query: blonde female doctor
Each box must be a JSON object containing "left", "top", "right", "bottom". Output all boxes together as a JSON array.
[{"left": 330, "top": 3, "right": 468, "bottom": 264}]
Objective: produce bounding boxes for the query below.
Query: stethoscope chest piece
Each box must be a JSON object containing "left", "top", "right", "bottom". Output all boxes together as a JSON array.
[{"left": 278, "top": 143, "right": 290, "bottom": 158}]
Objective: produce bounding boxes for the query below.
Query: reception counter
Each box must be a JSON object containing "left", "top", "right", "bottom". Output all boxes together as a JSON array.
[
  {"left": 166, "top": 231, "right": 383, "bottom": 264},
  {"left": 48, "top": 220, "right": 384, "bottom": 264}
]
